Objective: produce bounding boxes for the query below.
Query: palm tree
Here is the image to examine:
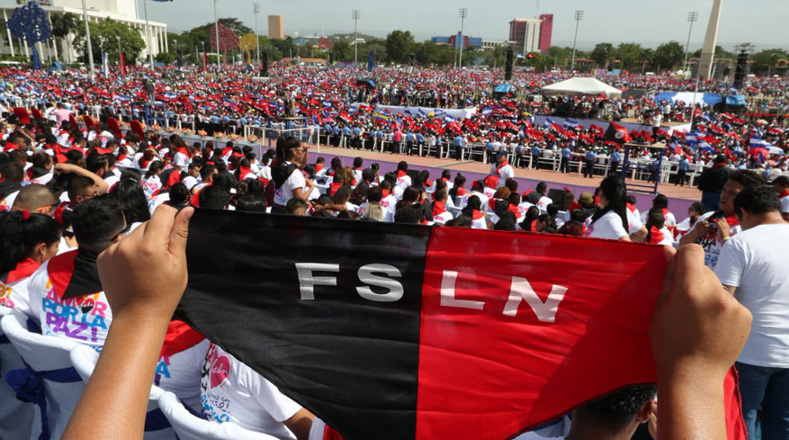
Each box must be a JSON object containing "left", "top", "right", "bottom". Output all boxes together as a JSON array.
[{"left": 50, "top": 12, "right": 79, "bottom": 62}]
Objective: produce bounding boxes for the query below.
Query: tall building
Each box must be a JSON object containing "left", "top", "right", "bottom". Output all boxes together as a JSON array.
[
  {"left": 0, "top": 0, "right": 167, "bottom": 63},
  {"left": 268, "top": 15, "right": 284, "bottom": 40},
  {"left": 538, "top": 14, "right": 553, "bottom": 53},
  {"left": 509, "top": 15, "right": 552, "bottom": 55}
]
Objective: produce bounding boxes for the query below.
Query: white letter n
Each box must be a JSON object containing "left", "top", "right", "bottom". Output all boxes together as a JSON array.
[{"left": 502, "top": 277, "right": 568, "bottom": 323}]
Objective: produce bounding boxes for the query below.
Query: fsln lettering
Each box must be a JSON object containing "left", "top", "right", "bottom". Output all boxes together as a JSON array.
[
  {"left": 503, "top": 277, "right": 568, "bottom": 323},
  {"left": 296, "top": 263, "right": 404, "bottom": 302}
]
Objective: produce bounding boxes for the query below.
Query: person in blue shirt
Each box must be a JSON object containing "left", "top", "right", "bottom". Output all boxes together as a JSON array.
[
  {"left": 676, "top": 155, "right": 690, "bottom": 187},
  {"left": 609, "top": 149, "right": 623, "bottom": 177},
  {"left": 531, "top": 144, "right": 542, "bottom": 170},
  {"left": 352, "top": 126, "right": 362, "bottom": 149},
  {"left": 584, "top": 149, "right": 597, "bottom": 178},
  {"left": 405, "top": 131, "right": 415, "bottom": 155},
  {"left": 485, "top": 139, "right": 495, "bottom": 164},
  {"left": 560, "top": 145, "right": 572, "bottom": 173},
  {"left": 342, "top": 125, "right": 351, "bottom": 148},
  {"left": 324, "top": 123, "right": 332, "bottom": 145},
  {"left": 416, "top": 132, "right": 425, "bottom": 156},
  {"left": 332, "top": 125, "right": 341, "bottom": 147},
  {"left": 453, "top": 135, "right": 465, "bottom": 161},
  {"left": 515, "top": 143, "right": 524, "bottom": 168}
]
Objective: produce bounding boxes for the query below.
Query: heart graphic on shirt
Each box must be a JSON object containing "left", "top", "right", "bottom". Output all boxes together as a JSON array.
[
  {"left": 74, "top": 296, "right": 95, "bottom": 314},
  {"left": 209, "top": 355, "right": 231, "bottom": 389}
]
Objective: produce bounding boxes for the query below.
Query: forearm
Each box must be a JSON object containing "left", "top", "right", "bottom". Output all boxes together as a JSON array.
[
  {"left": 62, "top": 308, "right": 171, "bottom": 440},
  {"left": 657, "top": 369, "right": 727, "bottom": 440}
]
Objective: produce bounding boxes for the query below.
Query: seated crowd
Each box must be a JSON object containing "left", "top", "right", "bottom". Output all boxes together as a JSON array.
[{"left": 0, "top": 120, "right": 787, "bottom": 439}]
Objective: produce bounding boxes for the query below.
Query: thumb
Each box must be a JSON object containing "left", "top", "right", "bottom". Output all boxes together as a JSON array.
[{"left": 168, "top": 207, "right": 194, "bottom": 257}]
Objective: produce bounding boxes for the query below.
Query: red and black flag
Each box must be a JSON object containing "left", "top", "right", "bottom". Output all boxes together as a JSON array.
[
  {"left": 177, "top": 210, "right": 746, "bottom": 440},
  {"left": 604, "top": 121, "right": 632, "bottom": 144}
]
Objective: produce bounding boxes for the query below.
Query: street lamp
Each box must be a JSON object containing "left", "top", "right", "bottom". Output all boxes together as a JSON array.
[
  {"left": 683, "top": 11, "right": 698, "bottom": 74},
  {"left": 352, "top": 10, "right": 360, "bottom": 64},
  {"left": 142, "top": 0, "right": 155, "bottom": 68},
  {"left": 213, "top": 0, "right": 221, "bottom": 68},
  {"left": 571, "top": 10, "right": 583, "bottom": 72},
  {"left": 253, "top": 3, "right": 261, "bottom": 65},
  {"left": 458, "top": 8, "right": 467, "bottom": 68},
  {"left": 80, "top": 0, "right": 94, "bottom": 79}
]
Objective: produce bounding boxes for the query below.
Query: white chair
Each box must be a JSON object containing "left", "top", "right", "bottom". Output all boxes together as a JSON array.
[
  {"left": 0, "top": 307, "right": 41, "bottom": 440},
  {"left": 1, "top": 313, "right": 84, "bottom": 440},
  {"left": 70, "top": 345, "right": 177, "bottom": 440},
  {"left": 157, "top": 391, "right": 279, "bottom": 440}
]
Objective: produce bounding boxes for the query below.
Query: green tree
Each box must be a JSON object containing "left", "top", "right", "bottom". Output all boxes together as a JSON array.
[
  {"left": 614, "top": 43, "right": 644, "bottom": 70},
  {"left": 155, "top": 51, "right": 175, "bottom": 64},
  {"left": 484, "top": 46, "right": 507, "bottom": 68},
  {"left": 590, "top": 42, "right": 614, "bottom": 68},
  {"left": 50, "top": 12, "right": 79, "bottom": 62},
  {"left": 414, "top": 41, "right": 454, "bottom": 66},
  {"left": 652, "top": 41, "right": 685, "bottom": 71},
  {"left": 751, "top": 49, "right": 788, "bottom": 74},
  {"left": 385, "top": 30, "right": 414, "bottom": 63},
  {"left": 330, "top": 40, "right": 353, "bottom": 62},
  {"left": 73, "top": 18, "right": 146, "bottom": 64},
  {"left": 361, "top": 42, "right": 387, "bottom": 64}
]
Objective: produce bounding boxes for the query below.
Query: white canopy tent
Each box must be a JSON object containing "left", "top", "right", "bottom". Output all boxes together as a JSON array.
[{"left": 541, "top": 77, "right": 623, "bottom": 98}]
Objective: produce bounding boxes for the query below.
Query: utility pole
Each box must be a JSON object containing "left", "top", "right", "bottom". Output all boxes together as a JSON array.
[
  {"left": 254, "top": 3, "right": 260, "bottom": 65},
  {"left": 571, "top": 10, "right": 583, "bottom": 72},
  {"left": 142, "top": 0, "right": 154, "bottom": 68},
  {"left": 80, "top": 0, "right": 94, "bottom": 79},
  {"left": 684, "top": 11, "right": 698, "bottom": 74},
  {"left": 458, "top": 8, "right": 467, "bottom": 69},
  {"left": 352, "top": 10, "right": 360, "bottom": 64},
  {"left": 214, "top": 0, "right": 221, "bottom": 67}
]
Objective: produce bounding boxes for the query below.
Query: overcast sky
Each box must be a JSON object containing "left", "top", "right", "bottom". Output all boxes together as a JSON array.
[{"left": 141, "top": 0, "right": 786, "bottom": 51}]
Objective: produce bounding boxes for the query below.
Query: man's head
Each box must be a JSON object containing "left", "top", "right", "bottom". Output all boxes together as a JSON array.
[
  {"left": 70, "top": 195, "right": 126, "bottom": 252},
  {"left": 774, "top": 175, "right": 789, "bottom": 194},
  {"left": 86, "top": 153, "right": 109, "bottom": 178},
  {"left": 734, "top": 185, "right": 783, "bottom": 230},
  {"left": 570, "top": 385, "right": 656, "bottom": 438},
  {"left": 67, "top": 176, "right": 99, "bottom": 206},
  {"left": 496, "top": 153, "right": 505, "bottom": 164},
  {"left": 652, "top": 194, "right": 668, "bottom": 210},
  {"left": 200, "top": 164, "right": 218, "bottom": 184},
  {"left": 536, "top": 182, "right": 547, "bottom": 194},
  {"left": 11, "top": 184, "right": 58, "bottom": 214},
  {"left": 285, "top": 198, "right": 308, "bottom": 216},
  {"left": 719, "top": 170, "right": 765, "bottom": 216},
  {"left": 397, "top": 161, "right": 408, "bottom": 172},
  {"left": 0, "top": 161, "right": 23, "bottom": 183},
  {"left": 188, "top": 162, "right": 201, "bottom": 178},
  {"left": 199, "top": 186, "right": 231, "bottom": 210},
  {"left": 353, "top": 157, "right": 363, "bottom": 168}
]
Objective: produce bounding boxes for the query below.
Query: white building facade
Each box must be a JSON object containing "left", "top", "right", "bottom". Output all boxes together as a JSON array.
[{"left": 0, "top": 0, "right": 167, "bottom": 63}]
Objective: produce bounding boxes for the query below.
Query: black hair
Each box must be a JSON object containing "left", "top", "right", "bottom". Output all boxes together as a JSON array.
[
  {"left": 441, "top": 169, "right": 452, "bottom": 180},
  {"left": 505, "top": 178, "right": 518, "bottom": 193},
  {"left": 285, "top": 198, "right": 308, "bottom": 215},
  {"left": 0, "top": 161, "right": 23, "bottom": 182},
  {"left": 67, "top": 175, "right": 96, "bottom": 203},
  {"left": 71, "top": 195, "right": 126, "bottom": 252},
  {"left": 167, "top": 182, "right": 190, "bottom": 206},
  {"left": 520, "top": 206, "right": 540, "bottom": 231},
  {"left": 508, "top": 193, "right": 521, "bottom": 206},
  {"left": 200, "top": 164, "right": 217, "bottom": 181},
  {"left": 434, "top": 189, "right": 448, "bottom": 203},
  {"left": 212, "top": 172, "right": 235, "bottom": 191},
  {"left": 774, "top": 175, "right": 789, "bottom": 187},
  {"left": 652, "top": 194, "right": 668, "bottom": 210},
  {"left": 144, "top": 161, "right": 164, "bottom": 179},
  {"left": 645, "top": 208, "right": 665, "bottom": 242},
  {"left": 734, "top": 185, "right": 782, "bottom": 217},
  {"left": 464, "top": 195, "right": 482, "bottom": 213},
  {"left": 246, "top": 179, "right": 266, "bottom": 200},
  {"left": 353, "top": 157, "right": 363, "bottom": 168},
  {"left": 383, "top": 172, "right": 397, "bottom": 187},
  {"left": 333, "top": 186, "right": 352, "bottom": 204},
  {"left": 0, "top": 211, "right": 60, "bottom": 274},
  {"left": 728, "top": 170, "right": 765, "bottom": 189},
  {"left": 689, "top": 202, "right": 706, "bottom": 215},
  {"left": 494, "top": 213, "right": 517, "bottom": 231},
  {"left": 367, "top": 186, "right": 383, "bottom": 203},
  {"left": 397, "top": 161, "right": 408, "bottom": 172},
  {"left": 536, "top": 181, "right": 547, "bottom": 193},
  {"left": 86, "top": 153, "right": 108, "bottom": 174},
  {"left": 394, "top": 203, "right": 424, "bottom": 224},
  {"left": 199, "top": 186, "right": 232, "bottom": 209},
  {"left": 453, "top": 213, "right": 472, "bottom": 228},
  {"left": 625, "top": 194, "right": 637, "bottom": 205},
  {"left": 591, "top": 176, "right": 629, "bottom": 232},
  {"left": 575, "top": 385, "right": 656, "bottom": 433},
  {"left": 110, "top": 178, "right": 151, "bottom": 224},
  {"left": 237, "top": 195, "right": 268, "bottom": 212},
  {"left": 362, "top": 168, "right": 375, "bottom": 183}
]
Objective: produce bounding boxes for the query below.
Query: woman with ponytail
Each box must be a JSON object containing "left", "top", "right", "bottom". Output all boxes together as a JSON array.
[
  {"left": 0, "top": 210, "right": 61, "bottom": 310},
  {"left": 587, "top": 175, "right": 631, "bottom": 241}
]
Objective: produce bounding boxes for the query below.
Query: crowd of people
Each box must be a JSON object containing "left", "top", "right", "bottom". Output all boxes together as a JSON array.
[{"left": 0, "top": 62, "right": 788, "bottom": 439}]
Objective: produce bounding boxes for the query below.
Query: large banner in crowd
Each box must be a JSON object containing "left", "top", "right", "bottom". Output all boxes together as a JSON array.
[
  {"left": 178, "top": 210, "right": 745, "bottom": 440},
  {"left": 372, "top": 104, "right": 477, "bottom": 121}
]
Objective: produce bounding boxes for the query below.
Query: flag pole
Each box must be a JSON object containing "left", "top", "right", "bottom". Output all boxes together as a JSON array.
[
  {"left": 143, "top": 0, "right": 154, "bottom": 69},
  {"left": 80, "top": 0, "right": 95, "bottom": 80},
  {"left": 214, "top": 0, "right": 221, "bottom": 69}
]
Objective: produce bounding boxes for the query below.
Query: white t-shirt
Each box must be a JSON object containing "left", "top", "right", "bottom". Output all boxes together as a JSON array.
[
  {"left": 536, "top": 196, "right": 554, "bottom": 214},
  {"left": 142, "top": 175, "right": 162, "bottom": 199},
  {"left": 395, "top": 173, "right": 411, "bottom": 190},
  {"left": 157, "top": 339, "right": 209, "bottom": 413},
  {"left": 173, "top": 151, "right": 189, "bottom": 168},
  {"left": 273, "top": 166, "right": 306, "bottom": 206},
  {"left": 15, "top": 256, "right": 112, "bottom": 352},
  {"left": 381, "top": 194, "right": 397, "bottom": 223},
  {"left": 686, "top": 211, "right": 742, "bottom": 269},
  {"left": 433, "top": 210, "right": 454, "bottom": 225},
  {"left": 182, "top": 175, "right": 200, "bottom": 191},
  {"left": 780, "top": 194, "right": 789, "bottom": 214},
  {"left": 0, "top": 190, "right": 19, "bottom": 212},
  {"left": 626, "top": 209, "right": 643, "bottom": 235},
  {"left": 494, "top": 164, "right": 515, "bottom": 184},
  {"left": 586, "top": 210, "right": 628, "bottom": 240},
  {"left": 714, "top": 224, "right": 789, "bottom": 368},
  {"left": 201, "top": 343, "right": 302, "bottom": 438},
  {"left": 1, "top": 273, "right": 33, "bottom": 311}
]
